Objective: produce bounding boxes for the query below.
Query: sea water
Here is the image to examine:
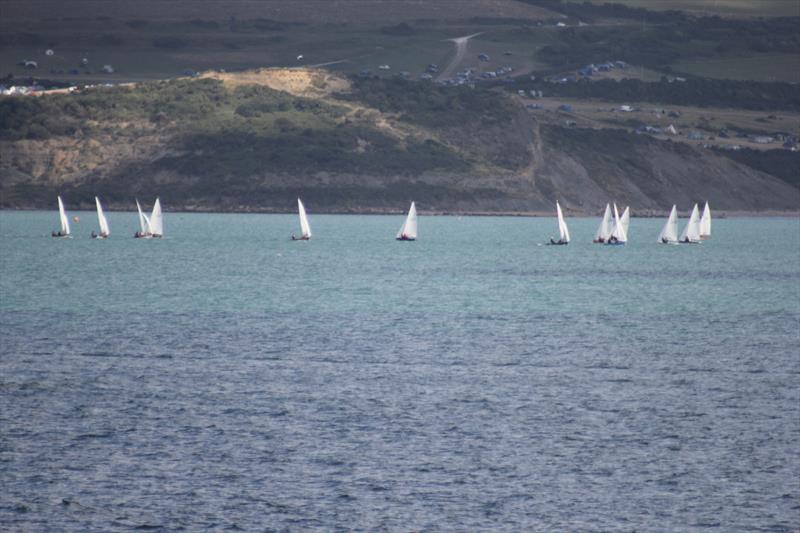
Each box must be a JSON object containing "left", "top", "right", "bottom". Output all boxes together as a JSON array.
[{"left": 1, "top": 211, "right": 798, "bottom": 531}]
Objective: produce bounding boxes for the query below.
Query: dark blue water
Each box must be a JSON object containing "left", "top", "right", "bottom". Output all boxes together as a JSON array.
[{"left": 2, "top": 211, "right": 799, "bottom": 531}]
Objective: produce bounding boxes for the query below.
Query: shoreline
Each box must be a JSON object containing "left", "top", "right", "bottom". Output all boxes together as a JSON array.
[{"left": 1, "top": 207, "right": 798, "bottom": 218}]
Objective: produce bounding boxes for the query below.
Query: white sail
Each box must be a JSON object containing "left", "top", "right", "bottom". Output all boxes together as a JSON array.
[
  {"left": 136, "top": 199, "right": 151, "bottom": 235},
  {"left": 57, "top": 196, "right": 71, "bottom": 235},
  {"left": 556, "top": 201, "right": 570, "bottom": 242},
  {"left": 149, "top": 198, "right": 163, "bottom": 237},
  {"left": 609, "top": 203, "right": 627, "bottom": 243},
  {"left": 679, "top": 203, "right": 701, "bottom": 243},
  {"left": 297, "top": 198, "right": 312, "bottom": 238},
  {"left": 657, "top": 205, "right": 678, "bottom": 243},
  {"left": 593, "top": 204, "right": 612, "bottom": 242},
  {"left": 396, "top": 202, "right": 418, "bottom": 240},
  {"left": 620, "top": 206, "right": 630, "bottom": 239},
  {"left": 95, "top": 196, "right": 110, "bottom": 236},
  {"left": 699, "top": 201, "right": 711, "bottom": 238}
]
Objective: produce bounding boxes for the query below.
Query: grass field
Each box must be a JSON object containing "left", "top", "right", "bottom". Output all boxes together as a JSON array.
[
  {"left": 2, "top": 1, "right": 797, "bottom": 88},
  {"left": 600, "top": 0, "right": 800, "bottom": 18},
  {"left": 0, "top": 22, "right": 472, "bottom": 83},
  {"left": 521, "top": 95, "right": 800, "bottom": 148},
  {"left": 672, "top": 54, "right": 800, "bottom": 83},
  {"left": 1, "top": 0, "right": 557, "bottom": 24}
]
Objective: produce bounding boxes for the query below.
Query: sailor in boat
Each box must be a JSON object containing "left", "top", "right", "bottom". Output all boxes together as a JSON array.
[
  {"left": 291, "top": 233, "right": 309, "bottom": 241},
  {"left": 593, "top": 237, "right": 605, "bottom": 243},
  {"left": 548, "top": 237, "right": 568, "bottom": 245},
  {"left": 662, "top": 237, "right": 669, "bottom": 244},
  {"left": 134, "top": 230, "right": 149, "bottom": 238},
  {"left": 51, "top": 230, "right": 67, "bottom": 237},
  {"left": 608, "top": 235, "right": 619, "bottom": 244}
]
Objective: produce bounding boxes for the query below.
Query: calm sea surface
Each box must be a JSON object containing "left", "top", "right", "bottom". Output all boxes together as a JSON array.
[{"left": 1, "top": 210, "right": 799, "bottom": 531}]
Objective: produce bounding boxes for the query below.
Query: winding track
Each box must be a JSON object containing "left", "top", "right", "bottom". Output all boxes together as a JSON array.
[{"left": 437, "top": 32, "right": 483, "bottom": 81}]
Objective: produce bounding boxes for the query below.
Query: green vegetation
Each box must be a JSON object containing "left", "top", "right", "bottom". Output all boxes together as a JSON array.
[
  {"left": 518, "top": 0, "right": 686, "bottom": 23},
  {"left": 671, "top": 54, "right": 800, "bottom": 84},
  {"left": 155, "top": 128, "right": 468, "bottom": 179},
  {"left": 340, "top": 77, "right": 516, "bottom": 128},
  {"left": 587, "top": 0, "right": 800, "bottom": 18},
  {"left": 510, "top": 77, "right": 800, "bottom": 111},
  {"left": 0, "top": 75, "right": 483, "bottom": 205},
  {"left": 535, "top": 15, "right": 800, "bottom": 72}
]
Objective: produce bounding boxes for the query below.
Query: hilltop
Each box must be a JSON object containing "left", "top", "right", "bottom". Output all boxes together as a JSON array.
[{"left": 1, "top": 67, "right": 797, "bottom": 214}]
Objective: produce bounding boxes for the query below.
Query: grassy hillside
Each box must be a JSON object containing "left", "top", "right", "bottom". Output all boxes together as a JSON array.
[
  {"left": 0, "top": 70, "right": 535, "bottom": 210},
  {"left": 1, "top": 68, "right": 798, "bottom": 213}
]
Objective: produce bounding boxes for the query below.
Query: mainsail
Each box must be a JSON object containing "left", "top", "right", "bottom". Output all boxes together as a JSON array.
[
  {"left": 396, "top": 202, "right": 418, "bottom": 240},
  {"left": 608, "top": 203, "right": 627, "bottom": 243},
  {"left": 136, "top": 199, "right": 151, "bottom": 236},
  {"left": 149, "top": 198, "right": 163, "bottom": 237},
  {"left": 679, "top": 203, "right": 702, "bottom": 243},
  {"left": 593, "top": 204, "right": 612, "bottom": 242},
  {"left": 57, "top": 196, "right": 71, "bottom": 235},
  {"left": 556, "top": 201, "right": 570, "bottom": 243},
  {"left": 657, "top": 205, "right": 678, "bottom": 243},
  {"left": 298, "top": 198, "right": 312, "bottom": 239},
  {"left": 95, "top": 196, "right": 110, "bottom": 236},
  {"left": 699, "top": 201, "right": 711, "bottom": 239},
  {"left": 620, "top": 206, "right": 630, "bottom": 239}
]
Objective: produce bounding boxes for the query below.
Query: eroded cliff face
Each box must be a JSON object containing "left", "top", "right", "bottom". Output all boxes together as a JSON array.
[
  {"left": 1, "top": 68, "right": 797, "bottom": 214},
  {"left": 531, "top": 125, "right": 800, "bottom": 213}
]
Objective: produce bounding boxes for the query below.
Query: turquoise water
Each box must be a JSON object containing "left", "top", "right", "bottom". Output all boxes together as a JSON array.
[{"left": 1, "top": 211, "right": 799, "bottom": 530}]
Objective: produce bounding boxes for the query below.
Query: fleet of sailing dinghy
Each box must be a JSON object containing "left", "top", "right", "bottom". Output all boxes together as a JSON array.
[
  {"left": 593, "top": 204, "right": 613, "bottom": 243},
  {"left": 679, "top": 203, "right": 702, "bottom": 244},
  {"left": 92, "top": 196, "right": 110, "bottom": 239},
  {"left": 699, "top": 201, "right": 711, "bottom": 239},
  {"left": 48, "top": 196, "right": 719, "bottom": 247},
  {"left": 396, "top": 202, "right": 418, "bottom": 241},
  {"left": 657, "top": 205, "right": 679, "bottom": 244},
  {"left": 548, "top": 201, "right": 570, "bottom": 245},
  {"left": 52, "top": 196, "right": 71, "bottom": 238},
  {"left": 292, "top": 198, "right": 312, "bottom": 240}
]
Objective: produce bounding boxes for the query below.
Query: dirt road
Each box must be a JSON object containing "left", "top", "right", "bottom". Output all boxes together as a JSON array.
[{"left": 437, "top": 32, "right": 483, "bottom": 80}]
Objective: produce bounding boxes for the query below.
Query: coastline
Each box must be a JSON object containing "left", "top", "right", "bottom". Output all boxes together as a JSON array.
[{"left": 1, "top": 206, "right": 798, "bottom": 217}]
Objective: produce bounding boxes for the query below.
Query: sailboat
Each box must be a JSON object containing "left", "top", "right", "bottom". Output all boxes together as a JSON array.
[
  {"left": 547, "top": 201, "right": 570, "bottom": 245},
  {"left": 699, "top": 201, "right": 711, "bottom": 239},
  {"left": 396, "top": 201, "right": 417, "bottom": 241},
  {"left": 620, "top": 206, "right": 630, "bottom": 240},
  {"left": 291, "top": 198, "right": 312, "bottom": 240},
  {"left": 593, "top": 203, "right": 613, "bottom": 243},
  {"left": 149, "top": 198, "right": 163, "bottom": 238},
  {"left": 605, "top": 203, "right": 627, "bottom": 245},
  {"left": 52, "top": 196, "right": 71, "bottom": 238},
  {"left": 679, "top": 203, "right": 702, "bottom": 244},
  {"left": 134, "top": 199, "right": 152, "bottom": 238},
  {"left": 92, "top": 196, "right": 110, "bottom": 239},
  {"left": 657, "top": 205, "right": 679, "bottom": 244}
]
